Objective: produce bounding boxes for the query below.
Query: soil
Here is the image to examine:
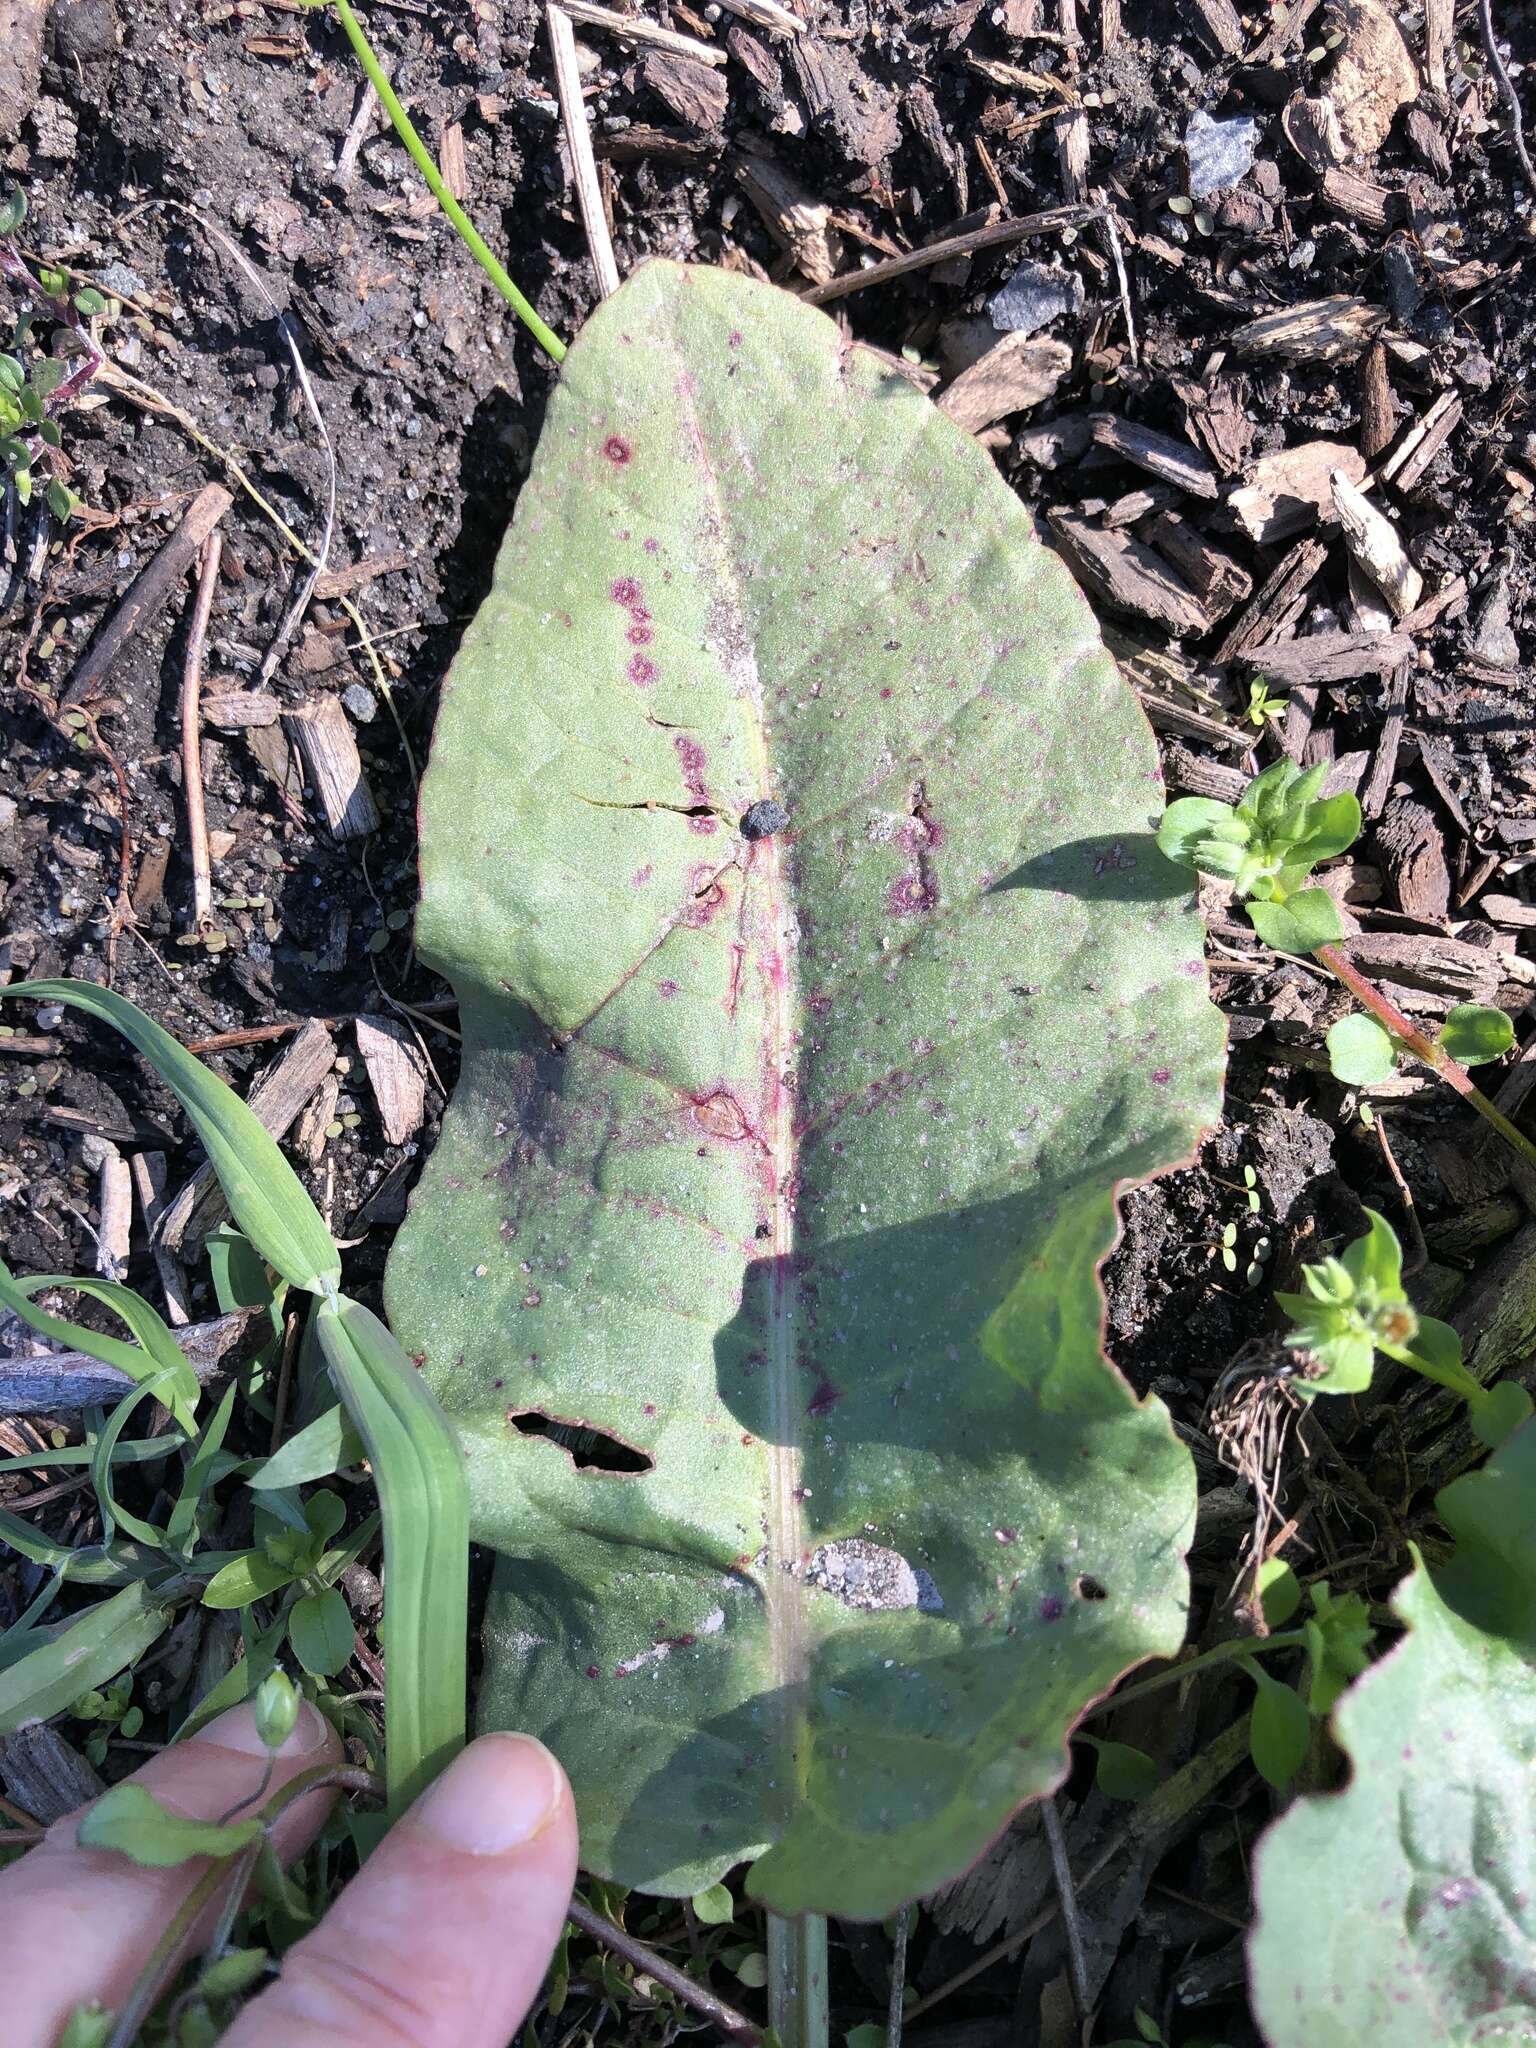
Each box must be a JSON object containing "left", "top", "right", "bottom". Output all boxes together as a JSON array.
[{"left": 3, "top": 0, "right": 1536, "bottom": 2040}]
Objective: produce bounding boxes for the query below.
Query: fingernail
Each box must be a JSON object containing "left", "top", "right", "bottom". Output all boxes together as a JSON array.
[
  {"left": 199, "top": 1697, "right": 331, "bottom": 1760},
  {"left": 416, "top": 1733, "right": 565, "bottom": 1855}
]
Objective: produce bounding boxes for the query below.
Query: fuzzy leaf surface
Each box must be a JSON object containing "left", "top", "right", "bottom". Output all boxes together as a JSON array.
[
  {"left": 385, "top": 261, "right": 1226, "bottom": 1917},
  {"left": 1251, "top": 1422, "right": 1536, "bottom": 2045}
]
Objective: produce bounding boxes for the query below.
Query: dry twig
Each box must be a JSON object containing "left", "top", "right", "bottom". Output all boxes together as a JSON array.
[
  {"left": 547, "top": 5, "right": 621, "bottom": 299},
  {"left": 180, "top": 531, "right": 221, "bottom": 932}
]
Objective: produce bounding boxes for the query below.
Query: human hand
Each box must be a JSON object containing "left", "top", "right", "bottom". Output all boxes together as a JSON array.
[{"left": 2, "top": 1699, "right": 578, "bottom": 2048}]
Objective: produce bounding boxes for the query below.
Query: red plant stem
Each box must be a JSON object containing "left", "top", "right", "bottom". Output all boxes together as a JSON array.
[{"left": 1316, "top": 942, "right": 1536, "bottom": 1175}]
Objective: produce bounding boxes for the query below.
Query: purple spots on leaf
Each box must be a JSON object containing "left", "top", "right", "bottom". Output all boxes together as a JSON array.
[
  {"left": 675, "top": 734, "right": 708, "bottom": 799},
  {"left": 1151, "top": 1067, "right": 1173, "bottom": 1085},
  {"left": 807, "top": 1375, "right": 843, "bottom": 1417},
  {"left": 611, "top": 577, "right": 643, "bottom": 608},
  {"left": 628, "top": 654, "right": 658, "bottom": 687},
  {"left": 627, "top": 622, "right": 655, "bottom": 646},
  {"left": 1039, "top": 1594, "right": 1064, "bottom": 1623},
  {"left": 657, "top": 978, "right": 680, "bottom": 999},
  {"left": 643, "top": 536, "right": 660, "bottom": 555},
  {"left": 603, "top": 435, "right": 632, "bottom": 465},
  {"left": 887, "top": 875, "right": 938, "bottom": 918}
]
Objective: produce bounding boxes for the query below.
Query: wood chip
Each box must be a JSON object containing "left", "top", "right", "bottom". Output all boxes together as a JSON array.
[
  {"left": 641, "top": 49, "right": 728, "bottom": 129},
  {"left": 1229, "top": 296, "right": 1387, "bottom": 364},
  {"left": 157, "top": 1021, "right": 336, "bottom": 1261},
  {"left": 1331, "top": 467, "right": 1423, "bottom": 615},
  {"left": 714, "top": 0, "right": 802, "bottom": 34},
  {"left": 355, "top": 1015, "right": 430, "bottom": 1147},
  {"left": 1229, "top": 438, "right": 1368, "bottom": 544},
  {"left": 1319, "top": 164, "right": 1405, "bottom": 229},
  {"left": 1145, "top": 510, "right": 1252, "bottom": 623},
  {"left": 203, "top": 689, "right": 281, "bottom": 729},
  {"left": 1214, "top": 537, "right": 1328, "bottom": 662},
  {"left": 284, "top": 695, "right": 379, "bottom": 841},
  {"left": 1361, "top": 656, "right": 1409, "bottom": 818},
  {"left": 1373, "top": 796, "right": 1451, "bottom": 920},
  {"left": 1358, "top": 340, "right": 1395, "bottom": 462},
  {"left": 313, "top": 548, "right": 411, "bottom": 599},
  {"left": 1187, "top": 0, "right": 1244, "bottom": 54},
  {"left": 937, "top": 333, "right": 1070, "bottom": 432},
  {"left": 1341, "top": 931, "right": 1503, "bottom": 1005},
  {"left": 1378, "top": 390, "right": 1461, "bottom": 493},
  {"left": 737, "top": 151, "right": 843, "bottom": 284},
  {"left": 1164, "top": 743, "right": 1249, "bottom": 803},
  {"left": 1241, "top": 628, "right": 1414, "bottom": 684},
  {"left": 1480, "top": 894, "right": 1536, "bottom": 931},
  {"left": 1046, "top": 511, "right": 1208, "bottom": 634},
  {"left": 1089, "top": 414, "right": 1219, "bottom": 498},
  {"left": 1346, "top": 556, "right": 1397, "bottom": 634},
  {"left": 79, "top": 1133, "right": 131, "bottom": 1283},
  {"left": 0, "top": 1727, "right": 103, "bottom": 1828},
  {"left": 1327, "top": 0, "right": 1417, "bottom": 155}
]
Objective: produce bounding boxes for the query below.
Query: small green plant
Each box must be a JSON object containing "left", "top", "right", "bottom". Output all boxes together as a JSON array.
[
  {"left": 1159, "top": 761, "right": 1536, "bottom": 1176},
  {"left": 1326, "top": 1002, "right": 1514, "bottom": 1086},
  {"left": 1279, "top": 1209, "right": 1532, "bottom": 1447},
  {"left": 1157, "top": 757, "right": 1360, "bottom": 955},
  {"left": 1243, "top": 676, "right": 1287, "bottom": 729},
  {"left": 70, "top": 1674, "right": 145, "bottom": 1767},
  {"left": 0, "top": 184, "right": 107, "bottom": 517}
]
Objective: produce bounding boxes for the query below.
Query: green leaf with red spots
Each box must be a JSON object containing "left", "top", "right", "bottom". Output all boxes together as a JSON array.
[
  {"left": 384, "top": 261, "right": 1226, "bottom": 1917},
  {"left": 1250, "top": 1420, "right": 1536, "bottom": 2045}
]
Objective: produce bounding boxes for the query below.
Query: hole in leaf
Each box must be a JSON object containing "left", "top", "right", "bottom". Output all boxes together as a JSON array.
[
  {"left": 1074, "top": 1575, "right": 1108, "bottom": 1602},
  {"left": 509, "top": 1408, "right": 655, "bottom": 1475}
]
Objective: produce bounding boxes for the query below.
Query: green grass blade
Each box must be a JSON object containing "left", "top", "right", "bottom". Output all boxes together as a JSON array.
[
  {"left": 0, "top": 1259, "right": 200, "bottom": 1429},
  {"left": 2, "top": 981, "right": 340, "bottom": 1295},
  {"left": 0, "top": 1581, "right": 173, "bottom": 1736},
  {"left": 316, "top": 1293, "right": 467, "bottom": 1816}
]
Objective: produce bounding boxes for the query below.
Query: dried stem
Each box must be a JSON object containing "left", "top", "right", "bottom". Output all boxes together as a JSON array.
[
  {"left": 1477, "top": 0, "right": 1536, "bottom": 202},
  {"left": 1041, "top": 1797, "right": 1090, "bottom": 2021},
  {"left": 1314, "top": 942, "right": 1536, "bottom": 1177},
  {"left": 565, "top": 1894, "right": 764, "bottom": 2043},
  {"left": 180, "top": 531, "right": 220, "bottom": 931},
  {"left": 547, "top": 5, "right": 620, "bottom": 299}
]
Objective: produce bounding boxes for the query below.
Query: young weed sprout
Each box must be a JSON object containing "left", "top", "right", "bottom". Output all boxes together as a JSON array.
[
  {"left": 1280, "top": 1208, "right": 1532, "bottom": 1450},
  {"left": 1158, "top": 760, "right": 1534, "bottom": 1176}
]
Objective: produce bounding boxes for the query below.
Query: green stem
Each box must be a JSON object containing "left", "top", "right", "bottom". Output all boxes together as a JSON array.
[
  {"left": 769, "top": 1911, "right": 829, "bottom": 2048},
  {"left": 320, "top": 0, "right": 566, "bottom": 362},
  {"left": 1084, "top": 1629, "right": 1309, "bottom": 1717},
  {"left": 1315, "top": 942, "right": 1536, "bottom": 1179}
]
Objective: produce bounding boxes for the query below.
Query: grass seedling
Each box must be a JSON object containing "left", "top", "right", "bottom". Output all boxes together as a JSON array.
[
  {"left": 1158, "top": 761, "right": 1536, "bottom": 1176},
  {"left": 0, "top": 980, "right": 469, "bottom": 1822},
  {"left": 293, "top": 1, "right": 565, "bottom": 363}
]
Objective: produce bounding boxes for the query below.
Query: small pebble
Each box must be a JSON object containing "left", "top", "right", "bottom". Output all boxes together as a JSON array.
[
  {"left": 343, "top": 683, "right": 378, "bottom": 723},
  {"left": 1184, "top": 110, "right": 1258, "bottom": 198}
]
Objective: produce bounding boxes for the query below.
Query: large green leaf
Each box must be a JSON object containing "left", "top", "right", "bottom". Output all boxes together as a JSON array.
[
  {"left": 1250, "top": 1421, "right": 1536, "bottom": 2045},
  {"left": 385, "top": 260, "right": 1226, "bottom": 1917}
]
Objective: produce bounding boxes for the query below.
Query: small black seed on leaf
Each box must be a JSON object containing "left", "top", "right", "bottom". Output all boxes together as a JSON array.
[{"left": 742, "top": 799, "right": 789, "bottom": 841}]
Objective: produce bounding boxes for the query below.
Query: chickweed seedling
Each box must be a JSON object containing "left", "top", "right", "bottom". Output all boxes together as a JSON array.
[
  {"left": 1326, "top": 1003, "right": 1515, "bottom": 1088},
  {"left": 1279, "top": 1209, "right": 1532, "bottom": 1447},
  {"left": 1244, "top": 676, "right": 1287, "bottom": 729},
  {"left": 1160, "top": 763, "right": 1536, "bottom": 1177},
  {"left": 1158, "top": 757, "right": 1360, "bottom": 955},
  {"left": 0, "top": 184, "right": 108, "bottom": 518}
]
